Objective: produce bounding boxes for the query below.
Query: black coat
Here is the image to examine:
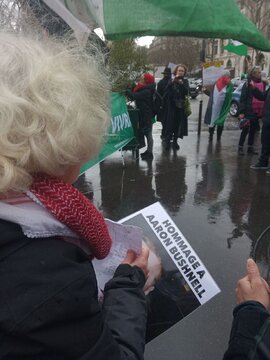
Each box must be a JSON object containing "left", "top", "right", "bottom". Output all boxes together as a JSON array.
[
  {"left": 239, "top": 81, "right": 266, "bottom": 120},
  {"left": 164, "top": 78, "right": 189, "bottom": 138},
  {"left": 127, "top": 83, "right": 156, "bottom": 129},
  {"left": 157, "top": 76, "right": 171, "bottom": 123},
  {"left": 223, "top": 301, "right": 270, "bottom": 359},
  {"left": 252, "top": 87, "right": 270, "bottom": 127},
  {"left": 0, "top": 219, "right": 147, "bottom": 360}
]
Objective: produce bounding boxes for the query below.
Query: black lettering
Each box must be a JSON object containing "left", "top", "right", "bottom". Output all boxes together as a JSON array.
[
  {"left": 167, "top": 226, "right": 175, "bottom": 234},
  {"left": 171, "top": 232, "right": 183, "bottom": 242},
  {"left": 191, "top": 279, "right": 200, "bottom": 288},
  {"left": 181, "top": 264, "right": 192, "bottom": 275},
  {"left": 174, "top": 238, "right": 187, "bottom": 251},
  {"left": 163, "top": 238, "right": 173, "bottom": 247},
  {"left": 186, "top": 271, "right": 196, "bottom": 282},
  {"left": 160, "top": 231, "right": 168, "bottom": 239},
  {"left": 155, "top": 225, "right": 163, "bottom": 233},
  {"left": 197, "top": 289, "right": 206, "bottom": 298},
  {"left": 189, "top": 255, "right": 196, "bottom": 264},
  {"left": 182, "top": 249, "right": 191, "bottom": 257},
  {"left": 178, "top": 258, "right": 186, "bottom": 267},
  {"left": 197, "top": 270, "right": 205, "bottom": 279},
  {"left": 146, "top": 215, "right": 155, "bottom": 223},
  {"left": 169, "top": 246, "right": 178, "bottom": 254},
  {"left": 162, "top": 219, "right": 171, "bottom": 227},
  {"left": 192, "top": 261, "right": 200, "bottom": 270},
  {"left": 151, "top": 221, "right": 159, "bottom": 228},
  {"left": 173, "top": 252, "right": 183, "bottom": 261}
]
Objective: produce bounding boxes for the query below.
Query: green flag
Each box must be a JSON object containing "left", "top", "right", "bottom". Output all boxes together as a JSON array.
[
  {"left": 58, "top": 0, "right": 270, "bottom": 51},
  {"left": 224, "top": 41, "right": 248, "bottom": 56},
  {"left": 80, "top": 92, "right": 134, "bottom": 173}
]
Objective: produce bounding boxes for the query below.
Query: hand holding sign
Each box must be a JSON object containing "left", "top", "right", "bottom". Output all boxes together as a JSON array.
[
  {"left": 236, "top": 258, "right": 270, "bottom": 310},
  {"left": 123, "top": 244, "right": 150, "bottom": 278}
]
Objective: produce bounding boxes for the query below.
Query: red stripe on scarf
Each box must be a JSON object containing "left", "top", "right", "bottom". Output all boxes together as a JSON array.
[
  {"left": 30, "top": 176, "right": 112, "bottom": 259},
  {"left": 133, "top": 82, "right": 145, "bottom": 92}
]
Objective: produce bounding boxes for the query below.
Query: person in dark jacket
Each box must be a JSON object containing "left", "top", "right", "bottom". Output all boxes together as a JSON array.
[
  {"left": 163, "top": 64, "right": 189, "bottom": 151},
  {"left": 223, "top": 258, "right": 270, "bottom": 359},
  {"left": 157, "top": 66, "right": 171, "bottom": 140},
  {"left": 127, "top": 73, "right": 156, "bottom": 160},
  {"left": 238, "top": 66, "right": 266, "bottom": 155},
  {"left": 0, "top": 31, "right": 149, "bottom": 360},
  {"left": 249, "top": 80, "right": 270, "bottom": 172}
]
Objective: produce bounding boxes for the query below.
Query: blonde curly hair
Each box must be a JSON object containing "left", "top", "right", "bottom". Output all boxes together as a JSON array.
[{"left": 0, "top": 32, "right": 110, "bottom": 193}]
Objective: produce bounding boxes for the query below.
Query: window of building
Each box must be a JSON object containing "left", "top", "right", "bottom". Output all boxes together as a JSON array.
[
  {"left": 220, "top": 40, "right": 224, "bottom": 55},
  {"left": 213, "top": 40, "right": 218, "bottom": 56}
]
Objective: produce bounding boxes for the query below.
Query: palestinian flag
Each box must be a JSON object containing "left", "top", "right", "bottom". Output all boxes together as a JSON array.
[
  {"left": 204, "top": 76, "right": 233, "bottom": 127},
  {"left": 224, "top": 41, "right": 248, "bottom": 56},
  {"left": 42, "top": 0, "right": 270, "bottom": 51}
]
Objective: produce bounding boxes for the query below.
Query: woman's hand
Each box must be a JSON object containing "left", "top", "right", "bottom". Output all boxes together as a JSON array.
[{"left": 122, "top": 244, "right": 150, "bottom": 278}]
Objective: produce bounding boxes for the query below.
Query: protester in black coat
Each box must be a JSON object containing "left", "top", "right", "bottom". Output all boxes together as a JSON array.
[
  {"left": 163, "top": 64, "right": 189, "bottom": 151},
  {"left": 157, "top": 67, "right": 171, "bottom": 139},
  {"left": 249, "top": 83, "right": 270, "bottom": 172},
  {"left": 223, "top": 259, "right": 270, "bottom": 359},
  {"left": 126, "top": 73, "right": 156, "bottom": 160}
]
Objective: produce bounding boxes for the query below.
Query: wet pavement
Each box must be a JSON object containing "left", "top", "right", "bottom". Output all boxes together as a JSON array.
[{"left": 75, "top": 97, "right": 270, "bottom": 360}]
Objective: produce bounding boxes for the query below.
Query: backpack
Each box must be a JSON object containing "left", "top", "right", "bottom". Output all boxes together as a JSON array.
[{"left": 152, "top": 90, "right": 163, "bottom": 117}]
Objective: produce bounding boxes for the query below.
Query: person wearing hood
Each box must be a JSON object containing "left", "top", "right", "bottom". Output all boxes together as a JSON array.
[{"left": 126, "top": 73, "right": 156, "bottom": 160}]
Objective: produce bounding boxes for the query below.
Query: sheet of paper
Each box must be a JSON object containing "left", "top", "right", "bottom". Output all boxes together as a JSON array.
[{"left": 93, "top": 219, "right": 142, "bottom": 289}]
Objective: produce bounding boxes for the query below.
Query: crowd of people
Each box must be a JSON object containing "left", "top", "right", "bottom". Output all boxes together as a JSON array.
[
  {"left": 0, "top": 29, "right": 270, "bottom": 360},
  {"left": 128, "top": 63, "right": 270, "bottom": 180},
  {"left": 126, "top": 64, "right": 190, "bottom": 159}
]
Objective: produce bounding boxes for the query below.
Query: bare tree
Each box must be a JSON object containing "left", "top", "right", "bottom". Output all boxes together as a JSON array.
[
  {"left": 147, "top": 37, "right": 200, "bottom": 72},
  {"left": 239, "top": 0, "right": 270, "bottom": 66}
]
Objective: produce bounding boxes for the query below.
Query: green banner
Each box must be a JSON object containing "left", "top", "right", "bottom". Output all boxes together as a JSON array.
[{"left": 80, "top": 92, "right": 135, "bottom": 173}]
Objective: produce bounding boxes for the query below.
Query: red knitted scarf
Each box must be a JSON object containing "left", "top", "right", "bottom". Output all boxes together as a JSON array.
[{"left": 30, "top": 175, "right": 112, "bottom": 259}]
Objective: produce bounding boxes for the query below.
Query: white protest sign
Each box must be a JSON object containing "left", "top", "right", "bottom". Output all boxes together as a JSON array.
[
  {"left": 203, "top": 61, "right": 225, "bottom": 86},
  {"left": 120, "top": 202, "right": 220, "bottom": 305}
]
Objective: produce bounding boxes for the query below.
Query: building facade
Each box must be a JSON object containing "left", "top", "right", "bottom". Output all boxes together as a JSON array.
[{"left": 205, "top": 0, "right": 270, "bottom": 77}]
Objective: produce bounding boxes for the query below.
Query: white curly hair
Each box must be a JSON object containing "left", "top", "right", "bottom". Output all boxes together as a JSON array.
[{"left": 0, "top": 32, "right": 110, "bottom": 193}]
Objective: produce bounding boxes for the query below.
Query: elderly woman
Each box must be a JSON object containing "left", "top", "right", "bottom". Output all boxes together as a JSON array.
[{"left": 0, "top": 32, "right": 148, "bottom": 359}]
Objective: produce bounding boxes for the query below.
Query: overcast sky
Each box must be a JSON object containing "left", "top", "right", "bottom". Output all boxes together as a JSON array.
[
  {"left": 94, "top": 28, "right": 154, "bottom": 47},
  {"left": 136, "top": 36, "right": 154, "bottom": 47}
]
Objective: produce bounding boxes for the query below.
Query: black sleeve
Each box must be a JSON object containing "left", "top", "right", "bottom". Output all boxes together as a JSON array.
[
  {"left": 252, "top": 87, "right": 268, "bottom": 101},
  {"left": 223, "top": 301, "right": 270, "bottom": 360},
  {"left": 239, "top": 82, "right": 248, "bottom": 115},
  {"left": 182, "top": 78, "right": 189, "bottom": 96},
  {"left": 103, "top": 264, "right": 147, "bottom": 360},
  {"left": 127, "top": 89, "right": 150, "bottom": 101}
]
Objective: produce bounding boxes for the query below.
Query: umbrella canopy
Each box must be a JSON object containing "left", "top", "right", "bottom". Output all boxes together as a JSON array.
[{"left": 43, "top": 0, "right": 270, "bottom": 51}]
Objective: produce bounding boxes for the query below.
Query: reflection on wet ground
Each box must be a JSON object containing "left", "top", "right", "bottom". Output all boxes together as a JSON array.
[{"left": 74, "top": 123, "right": 270, "bottom": 360}]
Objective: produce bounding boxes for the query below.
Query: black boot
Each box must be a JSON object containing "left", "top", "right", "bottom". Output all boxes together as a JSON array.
[
  {"left": 209, "top": 127, "right": 214, "bottom": 142},
  {"left": 247, "top": 146, "right": 258, "bottom": 155},
  {"left": 217, "top": 125, "right": 223, "bottom": 142},
  {"left": 238, "top": 146, "right": 245, "bottom": 155}
]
